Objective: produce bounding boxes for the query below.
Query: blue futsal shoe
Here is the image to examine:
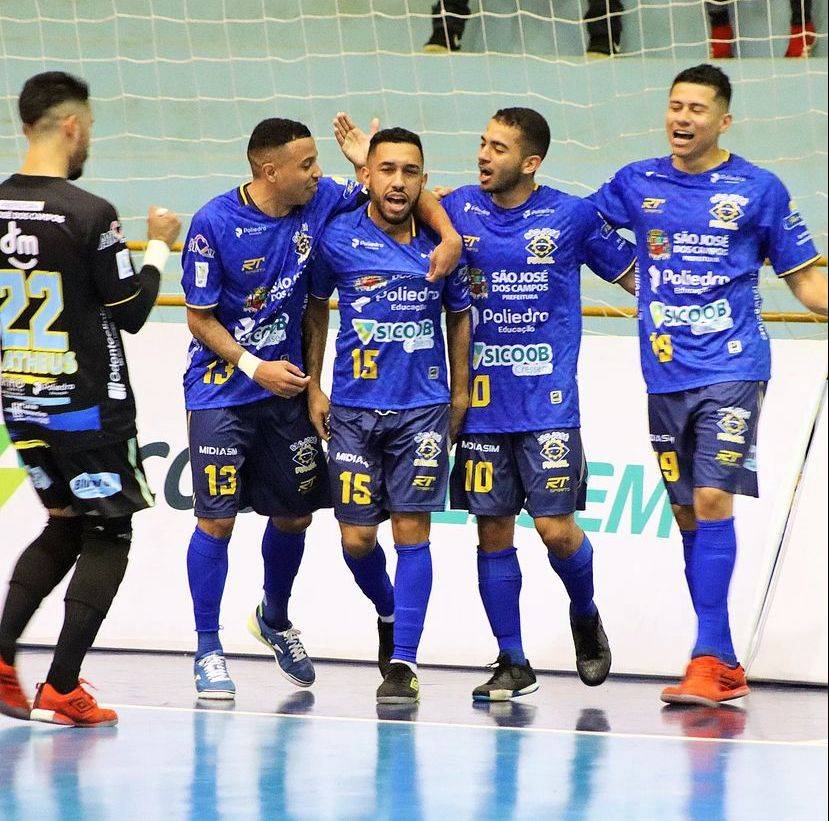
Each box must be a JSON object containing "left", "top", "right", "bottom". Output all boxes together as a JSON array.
[
  {"left": 247, "top": 605, "right": 315, "bottom": 688},
  {"left": 194, "top": 652, "right": 236, "bottom": 700}
]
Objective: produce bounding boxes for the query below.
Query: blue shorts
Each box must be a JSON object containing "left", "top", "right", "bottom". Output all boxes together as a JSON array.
[
  {"left": 328, "top": 403, "right": 449, "bottom": 526},
  {"left": 449, "top": 429, "right": 588, "bottom": 518},
  {"left": 648, "top": 380, "right": 765, "bottom": 506},
  {"left": 188, "top": 395, "right": 330, "bottom": 519}
]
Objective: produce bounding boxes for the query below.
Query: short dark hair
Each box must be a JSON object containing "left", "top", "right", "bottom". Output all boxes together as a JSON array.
[
  {"left": 492, "top": 107, "right": 551, "bottom": 160},
  {"left": 247, "top": 118, "right": 312, "bottom": 161},
  {"left": 367, "top": 127, "right": 424, "bottom": 163},
  {"left": 18, "top": 71, "right": 89, "bottom": 126},
  {"left": 671, "top": 64, "right": 732, "bottom": 107}
]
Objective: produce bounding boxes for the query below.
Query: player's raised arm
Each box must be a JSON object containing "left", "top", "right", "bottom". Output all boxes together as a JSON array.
[
  {"left": 94, "top": 205, "right": 180, "bottom": 334},
  {"left": 416, "top": 189, "right": 463, "bottom": 282},
  {"left": 333, "top": 111, "right": 379, "bottom": 173}
]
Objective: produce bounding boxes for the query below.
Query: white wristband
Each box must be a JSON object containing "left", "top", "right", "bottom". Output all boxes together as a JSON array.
[
  {"left": 143, "top": 239, "right": 171, "bottom": 274},
  {"left": 238, "top": 351, "right": 263, "bottom": 379}
]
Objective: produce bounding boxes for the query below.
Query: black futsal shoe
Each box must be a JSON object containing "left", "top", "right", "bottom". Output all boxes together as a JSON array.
[
  {"left": 570, "top": 609, "right": 612, "bottom": 686},
  {"left": 376, "top": 663, "right": 420, "bottom": 704},
  {"left": 472, "top": 652, "right": 539, "bottom": 702},
  {"left": 377, "top": 619, "right": 395, "bottom": 677}
]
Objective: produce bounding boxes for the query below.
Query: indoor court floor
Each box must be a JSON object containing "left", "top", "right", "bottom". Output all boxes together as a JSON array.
[{"left": 0, "top": 649, "right": 826, "bottom": 820}]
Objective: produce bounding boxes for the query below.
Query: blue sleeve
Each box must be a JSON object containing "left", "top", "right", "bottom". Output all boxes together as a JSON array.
[
  {"left": 443, "top": 263, "right": 471, "bottom": 312},
  {"left": 181, "top": 209, "right": 223, "bottom": 308},
  {"left": 759, "top": 175, "right": 821, "bottom": 277},
  {"left": 589, "top": 169, "right": 633, "bottom": 230},
  {"left": 440, "top": 190, "right": 463, "bottom": 228},
  {"left": 308, "top": 247, "right": 337, "bottom": 300},
  {"left": 319, "top": 176, "right": 367, "bottom": 220},
  {"left": 579, "top": 203, "right": 636, "bottom": 283}
]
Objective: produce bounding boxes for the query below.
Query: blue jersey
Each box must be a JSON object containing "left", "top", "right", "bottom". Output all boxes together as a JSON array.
[
  {"left": 181, "top": 177, "right": 365, "bottom": 410},
  {"left": 441, "top": 185, "right": 635, "bottom": 432},
  {"left": 309, "top": 205, "right": 471, "bottom": 411},
  {"left": 590, "top": 154, "right": 820, "bottom": 394}
]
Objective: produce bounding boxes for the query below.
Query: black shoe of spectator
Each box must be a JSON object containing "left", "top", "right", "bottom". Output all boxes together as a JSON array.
[{"left": 423, "top": 0, "right": 470, "bottom": 53}]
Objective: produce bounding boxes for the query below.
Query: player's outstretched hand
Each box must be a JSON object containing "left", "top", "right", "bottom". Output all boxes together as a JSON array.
[
  {"left": 449, "top": 392, "right": 469, "bottom": 447},
  {"left": 253, "top": 360, "right": 310, "bottom": 399},
  {"left": 427, "top": 233, "right": 463, "bottom": 282},
  {"left": 333, "top": 112, "right": 380, "bottom": 169},
  {"left": 307, "top": 385, "right": 331, "bottom": 441},
  {"left": 147, "top": 206, "right": 181, "bottom": 247},
  {"left": 431, "top": 186, "right": 455, "bottom": 201}
]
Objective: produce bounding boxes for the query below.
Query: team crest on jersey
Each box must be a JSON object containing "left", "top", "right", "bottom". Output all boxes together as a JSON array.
[
  {"left": 243, "top": 286, "right": 269, "bottom": 313},
  {"left": 97, "top": 220, "right": 124, "bottom": 251},
  {"left": 188, "top": 234, "right": 215, "bottom": 258},
  {"left": 413, "top": 431, "right": 443, "bottom": 467},
  {"left": 291, "top": 436, "right": 318, "bottom": 474},
  {"left": 709, "top": 194, "right": 748, "bottom": 231},
  {"left": 524, "top": 228, "right": 559, "bottom": 265},
  {"left": 355, "top": 275, "right": 388, "bottom": 292},
  {"left": 469, "top": 268, "right": 488, "bottom": 299},
  {"left": 292, "top": 223, "right": 312, "bottom": 264},
  {"left": 647, "top": 229, "right": 671, "bottom": 260},
  {"left": 716, "top": 406, "right": 751, "bottom": 444},
  {"left": 538, "top": 431, "right": 570, "bottom": 469}
]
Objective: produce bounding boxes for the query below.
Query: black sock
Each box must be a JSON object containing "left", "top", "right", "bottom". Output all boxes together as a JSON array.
[
  {"left": 0, "top": 517, "right": 83, "bottom": 665},
  {"left": 45, "top": 517, "right": 131, "bottom": 694},
  {"left": 707, "top": 3, "right": 731, "bottom": 29},
  {"left": 791, "top": 0, "right": 812, "bottom": 27}
]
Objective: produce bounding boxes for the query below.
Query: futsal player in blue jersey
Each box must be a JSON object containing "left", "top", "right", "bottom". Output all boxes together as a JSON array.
[
  {"left": 591, "top": 64, "right": 827, "bottom": 706},
  {"left": 304, "top": 128, "right": 472, "bottom": 703},
  {"left": 182, "top": 118, "right": 462, "bottom": 699},
  {"left": 438, "top": 109, "right": 635, "bottom": 700}
]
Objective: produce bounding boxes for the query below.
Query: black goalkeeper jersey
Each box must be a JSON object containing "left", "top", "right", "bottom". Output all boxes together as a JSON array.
[{"left": 0, "top": 175, "right": 144, "bottom": 451}]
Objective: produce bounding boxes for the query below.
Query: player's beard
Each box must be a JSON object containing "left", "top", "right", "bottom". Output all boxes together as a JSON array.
[
  {"left": 67, "top": 142, "right": 88, "bottom": 181},
  {"left": 484, "top": 165, "right": 522, "bottom": 195}
]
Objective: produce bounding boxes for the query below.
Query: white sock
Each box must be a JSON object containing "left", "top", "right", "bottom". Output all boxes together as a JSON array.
[{"left": 379, "top": 614, "right": 395, "bottom": 624}]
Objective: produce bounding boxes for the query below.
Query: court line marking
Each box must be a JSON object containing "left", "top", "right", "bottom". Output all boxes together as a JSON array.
[{"left": 106, "top": 702, "right": 829, "bottom": 749}]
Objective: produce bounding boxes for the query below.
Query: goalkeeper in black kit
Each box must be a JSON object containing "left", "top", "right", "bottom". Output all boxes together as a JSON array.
[{"left": 0, "top": 72, "right": 180, "bottom": 727}]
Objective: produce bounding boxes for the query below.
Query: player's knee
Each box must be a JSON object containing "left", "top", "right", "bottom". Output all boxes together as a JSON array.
[
  {"left": 342, "top": 532, "right": 377, "bottom": 558},
  {"left": 390, "top": 513, "right": 430, "bottom": 546},
  {"left": 198, "top": 517, "right": 235, "bottom": 540},
  {"left": 694, "top": 487, "right": 733, "bottom": 521},
  {"left": 272, "top": 514, "right": 312, "bottom": 535},
  {"left": 535, "top": 515, "right": 583, "bottom": 558},
  {"left": 672, "top": 504, "right": 697, "bottom": 531},
  {"left": 10, "top": 516, "right": 84, "bottom": 591},
  {"left": 477, "top": 516, "right": 515, "bottom": 552},
  {"left": 66, "top": 516, "right": 133, "bottom": 614}
]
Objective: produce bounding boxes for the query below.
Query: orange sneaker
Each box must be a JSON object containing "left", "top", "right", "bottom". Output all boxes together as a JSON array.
[
  {"left": 0, "top": 657, "right": 31, "bottom": 720},
  {"left": 661, "top": 656, "right": 750, "bottom": 708},
  {"left": 30, "top": 680, "right": 118, "bottom": 728}
]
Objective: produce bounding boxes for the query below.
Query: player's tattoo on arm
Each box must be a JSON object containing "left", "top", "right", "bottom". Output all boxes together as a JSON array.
[{"left": 303, "top": 296, "right": 332, "bottom": 439}]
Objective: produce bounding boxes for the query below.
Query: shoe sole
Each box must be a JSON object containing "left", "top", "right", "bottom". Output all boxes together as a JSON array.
[
  {"left": 472, "top": 682, "right": 540, "bottom": 702},
  {"left": 422, "top": 45, "right": 450, "bottom": 54},
  {"left": 195, "top": 689, "right": 235, "bottom": 701},
  {"left": 30, "top": 708, "right": 118, "bottom": 728},
  {"left": 661, "top": 686, "right": 750, "bottom": 708},
  {"left": 377, "top": 695, "right": 419, "bottom": 705},
  {"left": 577, "top": 661, "right": 612, "bottom": 687},
  {"left": 247, "top": 613, "right": 315, "bottom": 689}
]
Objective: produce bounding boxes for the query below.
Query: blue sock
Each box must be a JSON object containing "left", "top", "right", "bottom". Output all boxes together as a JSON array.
[
  {"left": 477, "top": 547, "right": 525, "bottom": 665},
  {"left": 343, "top": 543, "right": 395, "bottom": 618},
  {"left": 548, "top": 535, "right": 598, "bottom": 619},
  {"left": 187, "top": 527, "right": 230, "bottom": 660},
  {"left": 681, "top": 529, "right": 697, "bottom": 602},
  {"left": 690, "top": 518, "right": 738, "bottom": 667},
  {"left": 261, "top": 521, "right": 306, "bottom": 631},
  {"left": 392, "top": 541, "right": 433, "bottom": 664}
]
